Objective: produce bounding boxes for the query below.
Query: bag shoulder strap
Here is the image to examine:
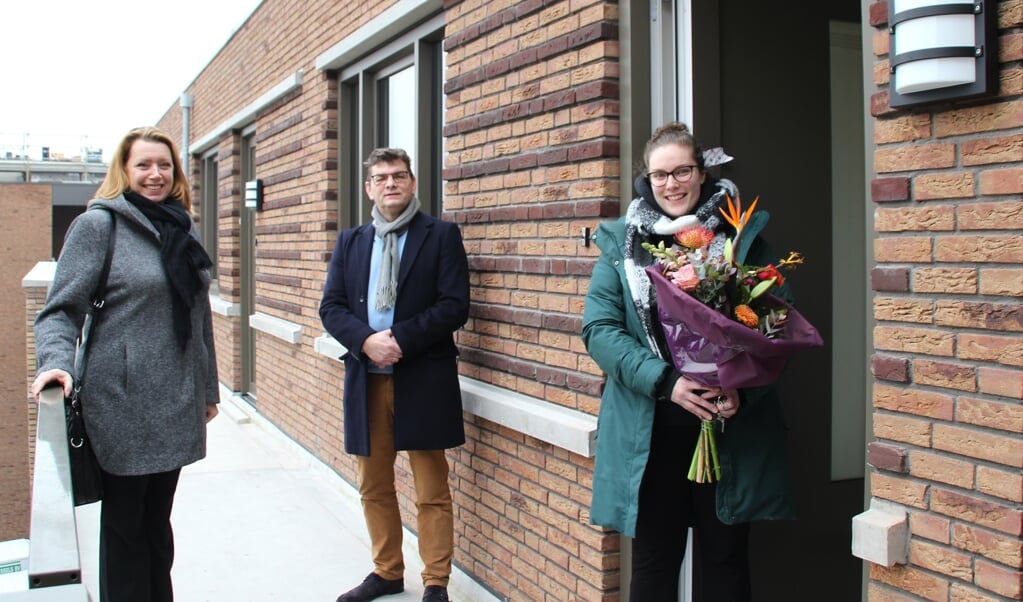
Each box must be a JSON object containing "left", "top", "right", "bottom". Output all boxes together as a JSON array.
[
  {"left": 73, "top": 209, "right": 117, "bottom": 384},
  {"left": 90, "top": 207, "right": 117, "bottom": 309}
]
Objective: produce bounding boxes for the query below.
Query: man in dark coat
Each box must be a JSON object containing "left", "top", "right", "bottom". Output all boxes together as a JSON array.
[{"left": 320, "top": 148, "right": 469, "bottom": 602}]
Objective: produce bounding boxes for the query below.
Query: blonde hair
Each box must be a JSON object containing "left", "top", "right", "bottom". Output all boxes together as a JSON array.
[{"left": 96, "top": 127, "right": 192, "bottom": 211}]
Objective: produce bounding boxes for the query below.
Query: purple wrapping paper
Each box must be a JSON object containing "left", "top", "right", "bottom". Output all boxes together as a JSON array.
[{"left": 646, "top": 264, "right": 823, "bottom": 390}]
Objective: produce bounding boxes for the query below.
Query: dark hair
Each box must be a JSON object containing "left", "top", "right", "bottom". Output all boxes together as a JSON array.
[
  {"left": 643, "top": 121, "right": 706, "bottom": 172},
  {"left": 363, "top": 148, "right": 413, "bottom": 178}
]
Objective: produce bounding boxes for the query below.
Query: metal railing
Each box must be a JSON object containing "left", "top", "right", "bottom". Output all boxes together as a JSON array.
[{"left": 0, "top": 387, "right": 90, "bottom": 600}]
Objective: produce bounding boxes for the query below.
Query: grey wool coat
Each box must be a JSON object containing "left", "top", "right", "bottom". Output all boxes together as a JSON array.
[{"left": 34, "top": 196, "right": 219, "bottom": 476}]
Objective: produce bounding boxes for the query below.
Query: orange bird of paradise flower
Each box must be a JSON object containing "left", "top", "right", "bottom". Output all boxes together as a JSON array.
[{"left": 719, "top": 194, "right": 759, "bottom": 237}]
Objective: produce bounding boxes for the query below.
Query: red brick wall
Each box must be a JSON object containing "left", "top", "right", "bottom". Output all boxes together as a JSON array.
[
  {"left": 867, "top": 1, "right": 1023, "bottom": 599},
  {"left": 1, "top": 184, "right": 52, "bottom": 540},
  {"left": 156, "top": 0, "right": 621, "bottom": 598}
]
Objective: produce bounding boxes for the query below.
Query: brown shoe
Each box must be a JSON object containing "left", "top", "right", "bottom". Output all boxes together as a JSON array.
[{"left": 336, "top": 572, "right": 404, "bottom": 602}]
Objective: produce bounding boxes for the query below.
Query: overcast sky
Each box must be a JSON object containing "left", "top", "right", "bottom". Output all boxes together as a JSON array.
[{"left": 0, "top": 1, "right": 262, "bottom": 161}]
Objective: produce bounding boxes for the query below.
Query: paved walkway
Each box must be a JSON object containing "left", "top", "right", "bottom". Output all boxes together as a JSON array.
[{"left": 74, "top": 391, "right": 495, "bottom": 602}]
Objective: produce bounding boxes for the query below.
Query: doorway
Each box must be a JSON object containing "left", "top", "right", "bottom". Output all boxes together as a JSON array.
[
  {"left": 623, "top": 1, "right": 868, "bottom": 599},
  {"left": 692, "top": 2, "right": 866, "bottom": 599},
  {"left": 240, "top": 132, "right": 258, "bottom": 401}
]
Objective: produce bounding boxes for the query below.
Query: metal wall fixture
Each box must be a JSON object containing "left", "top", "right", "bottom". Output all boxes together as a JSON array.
[
  {"left": 888, "top": 0, "right": 997, "bottom": 108},
  {"left": 244, "top": 179, "right": 263, "bottom": 211}
]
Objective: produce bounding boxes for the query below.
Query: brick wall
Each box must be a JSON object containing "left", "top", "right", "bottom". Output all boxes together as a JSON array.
[
  {"left": 867, "top": 1, "right": 1023, "bottom": 599},
  {"left": 22, "top": 283, "right": 47, "bottom": 519},
  {"left": 155, "top": 0, "right": 622, "bottom": 598},
  {"left": 214, "top": 133, "right": 245, "bottom": 392},
  {"left": 442, "top": 0, "right": 619, "bottom": 598},
  {"left": 0, "top": 184, "right": 52, "bottom": 540}
]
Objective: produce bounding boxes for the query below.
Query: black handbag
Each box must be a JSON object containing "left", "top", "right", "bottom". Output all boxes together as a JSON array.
[
  {"left": 66, "top": 386, "right": 102, "bottom": 506},
  {"left": 65, "top": 208, "right": 116, "bottom": 506}
]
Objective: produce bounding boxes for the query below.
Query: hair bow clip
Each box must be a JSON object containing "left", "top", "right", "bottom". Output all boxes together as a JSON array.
[{"left": 702, "top": 147, "right": 733, "bottom": 167}]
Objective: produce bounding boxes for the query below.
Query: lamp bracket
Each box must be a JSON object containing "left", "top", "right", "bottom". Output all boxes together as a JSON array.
[
  {"left": 890, "top": 46, "right": 980, "bottom": 71},
  {"left": 889, "top": 2, "right": 980, "bottom": 32}
]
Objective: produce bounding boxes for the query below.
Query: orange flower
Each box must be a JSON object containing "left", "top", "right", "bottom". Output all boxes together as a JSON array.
[
  {"left": 719, "top": 194, "right": 759, "bottom": 235},
  {"left": 674, "top": 225, "right": 715, "bottom": 250},
  {"left": 734, "top": 304, "right": 759, "bottom": 328}
]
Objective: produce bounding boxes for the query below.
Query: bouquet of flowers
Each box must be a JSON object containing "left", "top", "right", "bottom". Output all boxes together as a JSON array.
[{"left": 643, "top": 195, "right": 823, "bottom": 482}]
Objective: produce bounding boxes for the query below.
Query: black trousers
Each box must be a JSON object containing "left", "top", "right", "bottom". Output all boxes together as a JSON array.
[
  {"left": 99, "top": 467, "right": 181, "bottom": 602},
  {"left": 630, "top": 400, "right": 751, "bottom": 602}
]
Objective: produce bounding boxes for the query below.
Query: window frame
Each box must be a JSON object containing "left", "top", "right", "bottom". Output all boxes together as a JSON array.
[
  {"left": 199, "top": 148, "right": 219, "bottom": 285},
  {"left": 336, "top": 14, "right": 444, "bottom": 229}
]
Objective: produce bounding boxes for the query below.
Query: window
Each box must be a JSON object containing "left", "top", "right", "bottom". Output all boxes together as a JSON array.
[
  {"left": 382, "top": 65, "right": 416, "bottom": 164},
  {"left": 336, "top": 15, "right": 444, "bottom": 228},
  {"left": 650, "top": 0, "right": 704, "bottom": 127},
  {"left": 199, "top": 150, "right": 219, "bottom": 283}
]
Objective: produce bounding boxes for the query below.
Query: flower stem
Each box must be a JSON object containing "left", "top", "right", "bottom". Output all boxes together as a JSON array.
[
  {"left": 708, "top": 420, "right": 721, "bottom": 480},
  {"left": 688, "top": 419, "right": 721, "bottom": 483}
]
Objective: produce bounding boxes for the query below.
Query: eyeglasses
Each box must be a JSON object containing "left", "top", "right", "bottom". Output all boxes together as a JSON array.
[
  {"left": 368, "top": 170, "right": 411, "bottom": 185},
  {"left": 647, "top": 165, "right": 699, "bottom": 186}
]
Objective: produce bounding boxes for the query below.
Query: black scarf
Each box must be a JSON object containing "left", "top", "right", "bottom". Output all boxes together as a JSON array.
[{"left": 123, "top": 191, "right": 212, "bottom": 350}]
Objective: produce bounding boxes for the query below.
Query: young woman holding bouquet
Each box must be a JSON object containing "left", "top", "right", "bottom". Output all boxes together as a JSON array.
[{"left": 582, "top": 122, "right": 796, "bottom": 601}]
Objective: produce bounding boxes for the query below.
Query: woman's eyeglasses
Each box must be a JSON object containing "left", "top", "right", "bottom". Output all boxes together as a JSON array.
[
  {"left": 647, "top": 165, "right": 698, "bottom": 186},
  {"left": 368, "top": 170, "right": 411, "bottom": 185}
]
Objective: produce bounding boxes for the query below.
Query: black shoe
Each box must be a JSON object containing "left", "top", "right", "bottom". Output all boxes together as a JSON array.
[
  {"left": 423, "top": 585, "right": 450, "bottom": 602},
  {"left": 336, "top": 572, "right": 404, "bottom": 602}
]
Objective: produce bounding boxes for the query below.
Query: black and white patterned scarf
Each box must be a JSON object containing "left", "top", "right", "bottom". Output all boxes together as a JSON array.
[{"left": 623, "top": 175, "right": 739, "bottom": 356}]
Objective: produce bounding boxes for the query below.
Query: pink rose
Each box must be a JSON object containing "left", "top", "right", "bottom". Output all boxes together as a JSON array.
[{"left": 671, "top": 264, "right": 699, "bottom": 291}]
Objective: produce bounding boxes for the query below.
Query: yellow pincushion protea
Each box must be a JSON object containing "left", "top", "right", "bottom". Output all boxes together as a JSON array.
[{"left": 734, "top": 304, "right": 759, "bottom": 328}]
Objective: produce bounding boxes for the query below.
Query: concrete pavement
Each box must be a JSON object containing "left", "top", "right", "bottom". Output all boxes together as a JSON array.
[{"left": 73, "top": 389, "right": 497, "bottom": 602}]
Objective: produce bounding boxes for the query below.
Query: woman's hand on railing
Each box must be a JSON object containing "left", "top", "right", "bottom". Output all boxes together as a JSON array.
[{"left": 31, "top": 369, "right": 73, "bottom": 400}]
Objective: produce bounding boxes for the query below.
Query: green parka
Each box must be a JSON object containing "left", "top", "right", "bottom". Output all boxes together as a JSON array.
[{"left": 582, "top": 215, "right": 796, "bottom": 538}]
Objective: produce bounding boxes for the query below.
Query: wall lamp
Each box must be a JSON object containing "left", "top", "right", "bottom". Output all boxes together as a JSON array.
[
  {"left": 888, "top": 0, "right": 996, "bottom": 108},
  {"left": 245, "top": 179, "right": 263, "bottom": 211}
]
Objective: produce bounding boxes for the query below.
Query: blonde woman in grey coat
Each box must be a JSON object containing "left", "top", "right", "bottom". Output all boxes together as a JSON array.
[{"left": 32, "top": 126, "right": 219, "bottom": 602}]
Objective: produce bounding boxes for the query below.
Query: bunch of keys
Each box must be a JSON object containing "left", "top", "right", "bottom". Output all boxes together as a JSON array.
[{"left": 714, "top": 396, "right": 728, "bottom": 433}]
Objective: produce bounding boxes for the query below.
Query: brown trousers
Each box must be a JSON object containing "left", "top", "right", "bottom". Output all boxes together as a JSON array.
[{"left": 358, "top": 374, "right": 453, "bottom": 587}]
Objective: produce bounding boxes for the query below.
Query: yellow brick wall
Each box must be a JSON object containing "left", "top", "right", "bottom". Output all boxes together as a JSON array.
[
  {"left": 441, "top": 1, "right": 619, "bottom": 597},
  {"left": 867, "top": 1, "right": 1023, "bottom": 599}
]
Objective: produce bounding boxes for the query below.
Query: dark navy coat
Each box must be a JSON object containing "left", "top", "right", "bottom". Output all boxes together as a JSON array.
[{"left": 319, "top": 212, "right": 470, "bottom": 455}]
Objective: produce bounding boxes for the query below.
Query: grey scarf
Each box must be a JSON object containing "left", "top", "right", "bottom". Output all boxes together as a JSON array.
[
  {"left": 372, "top": 195, "right": 421, "bottom": 310},
  {"left": 624, "top": 177, "right": 738, "bottom": 356}
]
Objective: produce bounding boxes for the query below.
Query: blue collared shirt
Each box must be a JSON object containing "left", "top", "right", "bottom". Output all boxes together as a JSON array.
[{"left": 366, "top": 229, "right": 408, "bottom": 374}]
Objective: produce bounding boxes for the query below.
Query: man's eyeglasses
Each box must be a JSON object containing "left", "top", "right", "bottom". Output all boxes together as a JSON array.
[
  {"left": 368, "top": 170, "right": 412, "bottom": 185},
  {"left": 647, "top": 165, "right": 699, "bottom": 186}
]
